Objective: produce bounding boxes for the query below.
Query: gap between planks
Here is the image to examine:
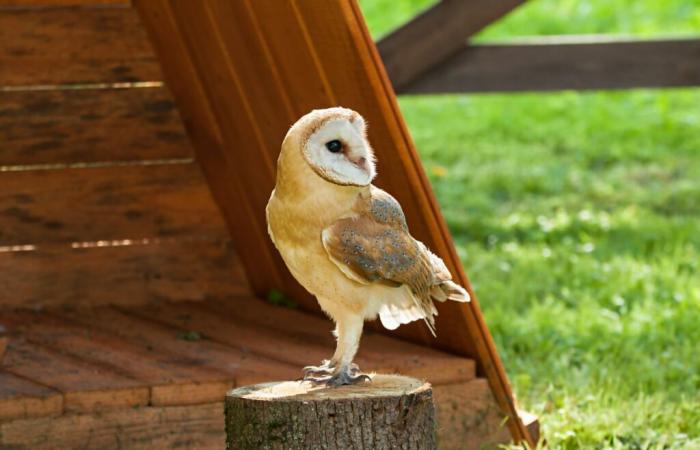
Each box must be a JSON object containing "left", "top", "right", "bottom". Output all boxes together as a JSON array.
[{"left": 1, "top": 296, "right": 477, "bottom": 423}]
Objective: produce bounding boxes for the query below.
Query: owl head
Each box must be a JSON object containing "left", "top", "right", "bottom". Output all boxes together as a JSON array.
[{"left": 283, "top": 107, "right": 377, "bottom": 187}]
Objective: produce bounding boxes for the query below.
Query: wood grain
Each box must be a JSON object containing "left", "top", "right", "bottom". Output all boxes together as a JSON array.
[
  {"left": 377, "top": 0, "right": 523, "bottom": 90},
  {"left": 0, "top": 297, "right": 521, "bottom": 447},
  {"left": 226, "top": 375, "right": 436, "bottom": 450},
  {"left": 0, "top": 5, "right": 158, "bottom": 86},
  {"left": 0, "top": 162, "right": 224, "bottom": 246},
  {"left": 404, "top": 37, "right": 700, "bottom": 93},
  {"left": 0, "top": 403, "right": 225, "bottom": 450},
  {"left": 0, "top": 371, "right": 63, "bottom": 422},
  {"left": 207, "top": 296, "right": 477, "bottom": 384},
  {"left": 134, "top": 0, "right": 532, "bottom": 444},
  {"left": 56, "top": 306, "right": 301, "bottom": 386},
  {"left": 135, "top": 0, "right": 293, "bottom": 298},
  {"left": 1, "top": 310, "right": 233, "bottom": 406},
  {"left": 0, "top": 87, "right": 192, "bottom": 167},
  {"left": 0, "top": 239, "right": 248, "bottom": 309},
  {"left": 2, "top": 339, "right": 149, "bottom": 413}
]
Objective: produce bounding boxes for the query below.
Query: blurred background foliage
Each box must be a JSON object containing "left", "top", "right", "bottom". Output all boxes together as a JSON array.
[{"left": 359, "top": 1, "right": 700, "bottom": 448}]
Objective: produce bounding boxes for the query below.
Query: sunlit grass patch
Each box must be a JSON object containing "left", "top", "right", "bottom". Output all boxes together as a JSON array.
[{"left": 359, "top": 0, "right": 700, "bottom": 447}]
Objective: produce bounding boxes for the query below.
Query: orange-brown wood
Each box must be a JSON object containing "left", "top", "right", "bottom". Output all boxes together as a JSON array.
[
  {"left": 433, "top": 379, "right": 527, "bottom": 450},
  {"left": 55, "top": 306, "right": 301, "bottom": 386},
  {"left": 130, "top": 301, "right": 334, "bottom": 371},
  {"left": 0, "top": 87, "right": 191, "bottom": 167},
  {"left": 135, "top": 0, "right": 293, "bottom": 300},
  {"left": 135, "top": 0, "right": 532, "bottom": 444},
  {"left": 207, "top": 297, "right": 477, "bottom": 384},
  {"left": 133, "top": 298, "right": 476, "bottom": 386},
  {"left": 2, "top": 340, "right": 148, "bottom": 413},
  {"left": 0, "top": 239, "right": 248, "bottom": 309},
  {"left": 0, "top": 371, "right": 63, "bottom": 421},
  {"left": 0, "top": 5, "right": 156, "bottom": 86},
  {"left": 0, "top": 163, "right": 223, "bottom": 246},
  {"left": 0, "top": 403, "right": 225, "bottom": 450},
  {"left": 1, "top": 310, "right": 233, "bottom": 406},
  {"left": 0, "top": 297, "right": 521, "bottom": 448}
]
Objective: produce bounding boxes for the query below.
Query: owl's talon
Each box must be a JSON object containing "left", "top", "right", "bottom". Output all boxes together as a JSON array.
[
  {"left": 302, "top": 359, "right": 335, "bottom": 377},
  {"left": 326, "top": 365, "right": 371, "bottom": 387},
  {"left": 303, "top": 374, "right": 332, "bottom": 385}
]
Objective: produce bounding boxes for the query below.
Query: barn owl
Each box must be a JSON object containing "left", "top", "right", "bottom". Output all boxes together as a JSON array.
[{"left": 266, "top": 107, "right": 470, "bottom": 386}]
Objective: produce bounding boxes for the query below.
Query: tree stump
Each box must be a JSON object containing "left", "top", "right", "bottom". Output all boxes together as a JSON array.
[{"left": 225, "top": 374, "right": 436, "bottom": 450}]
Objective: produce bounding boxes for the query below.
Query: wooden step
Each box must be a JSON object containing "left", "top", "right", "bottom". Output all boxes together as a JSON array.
[
  {"left": 0, "top": 296, "right": 509, "bottom": 449},
  {"left": 202, "top": 296, "right": 476, "bottom": 385},
  {"left": 0, "top": 372, "right": 63, "bottom": 422},
  {"left": 2, "top": 339, "right": 148, "bottom": 413},
  {"left": 0, "top": 403, "right": 225, "bottom": 450},
  {"left": 1, "top": 310, "right": 233, "bottom": 406},
  {"left": 0, "top": 378, "right": 537, "bottom": 450},
  {"left": 51, "top": 305, "right": 301, "bottom": 386}
]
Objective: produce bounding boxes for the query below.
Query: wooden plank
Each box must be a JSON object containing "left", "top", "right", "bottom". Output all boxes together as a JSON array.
[
  {"left": 1, "top": 310, "right": 233, "bottom": 406},
  {"left": 0, "top": 380, "right": 524, "bottom": 450},
  {"left": 56, "top": 306, "right": 300, "bottom": 386},
  {"left": 0, "top": 162, "right": 224, "bottom": 246},
  {"left": 0, "top": 403, "right": 224, "bottom": 450},
  {"left": 377, "top": 0, "right": 524, "bottom": 90},
  {"left": 128, "top": 300, "right": 334, "bottom": 371},
  {"left": 433, "top": 379, "right": 510, "bottom": 450},
  {"left": 0, "top": 86, "right": 192, "bottom": 167},
  {"left": 0, "top": 6, "right": 159, "bottom": 85},
  {"left": 136, "top": 1, "right": 533, "bottom": 444},
  {"left": 0, "top": 371, "right": 63, "bottom": 421},
  {"left": 135, "top": 0, "right": 293, "bottom": 299},
  {"left": 200, "top": 297, "right": 476, "bottom": 385},
  {"left": 0, "top": 239, "right": 248, "bottom": 310},
  {"left": 404, "top": 37, "right": 700, "bottom": 93},
  {"left": 2, "top": 339, "right": 148, "bottom": 412}
]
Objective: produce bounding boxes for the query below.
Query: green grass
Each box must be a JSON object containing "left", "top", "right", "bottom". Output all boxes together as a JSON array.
[{"left": 359, "top": 1, "right": 700, "bottom": 448}]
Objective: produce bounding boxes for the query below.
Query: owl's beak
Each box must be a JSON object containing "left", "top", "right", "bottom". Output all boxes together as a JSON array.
[{"left": 351, "top": 156, "right": 368, "bottom": 172}]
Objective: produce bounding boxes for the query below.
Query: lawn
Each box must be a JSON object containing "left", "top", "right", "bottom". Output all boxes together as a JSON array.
[{"left": 359, "top": 1, "right": 700, "bottom": 448}]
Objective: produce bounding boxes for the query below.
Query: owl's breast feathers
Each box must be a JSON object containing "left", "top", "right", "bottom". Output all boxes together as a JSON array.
[{"left": 322, "top": 186, "right": 469, "bottom": 334}]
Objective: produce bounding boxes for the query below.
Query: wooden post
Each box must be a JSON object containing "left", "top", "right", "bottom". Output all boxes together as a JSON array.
[{"left": 225, "top": 375, "right": 436, "bottom": 449}]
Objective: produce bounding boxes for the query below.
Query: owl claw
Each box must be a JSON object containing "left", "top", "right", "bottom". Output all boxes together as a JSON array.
[
  {"left": 302, "top": 364, "right": 371, "bottom": 387},
  {"left": 302, "top": 359, "right": 335, "bottom": 377},
  {"left": 327, "top": 370, "right": 371, "bottom": 387}
]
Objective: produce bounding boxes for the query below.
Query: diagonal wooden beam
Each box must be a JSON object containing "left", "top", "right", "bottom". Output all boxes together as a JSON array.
[
  {"left": 402, "top": 36, "right": 700, "bottom": 93},
  {"left": 377, "top": 0, "right": 524, "bottom": 91}
]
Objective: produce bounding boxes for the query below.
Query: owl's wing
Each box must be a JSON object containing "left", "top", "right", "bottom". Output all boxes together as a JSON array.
[{"left": 321, "top": 187, "right": 468, "bottom": 334}]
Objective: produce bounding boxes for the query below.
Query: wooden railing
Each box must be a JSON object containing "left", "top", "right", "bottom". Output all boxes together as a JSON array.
[{"left": 377, "top": 0, "right": 700, "bottom": 93}]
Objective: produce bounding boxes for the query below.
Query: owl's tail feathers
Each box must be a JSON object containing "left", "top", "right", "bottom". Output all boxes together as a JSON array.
[{"left": 431, "top": 280, "right": 471, "bottom": 303}]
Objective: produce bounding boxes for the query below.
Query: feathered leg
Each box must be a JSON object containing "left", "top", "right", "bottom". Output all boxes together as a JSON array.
[{"left": 304, "top": 315, "right": 369, "bottom": 386}]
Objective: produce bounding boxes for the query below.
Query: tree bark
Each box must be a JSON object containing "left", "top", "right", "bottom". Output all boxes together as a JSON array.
[{"left": 225, "top": 374, "right": 436, "bottom": 449}]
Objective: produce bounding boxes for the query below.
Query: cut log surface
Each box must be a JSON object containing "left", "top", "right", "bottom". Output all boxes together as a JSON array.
[{"left": 226, "top": 374, "right": 436, "bottom": 450}]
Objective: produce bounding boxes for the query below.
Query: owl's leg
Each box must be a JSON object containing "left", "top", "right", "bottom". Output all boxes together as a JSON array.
[
  {"left": 302, "top": 323, "right": 361, "bottom": 378},
  {"left": 313, "top": 315, "right": 369, "bottom": 386}
]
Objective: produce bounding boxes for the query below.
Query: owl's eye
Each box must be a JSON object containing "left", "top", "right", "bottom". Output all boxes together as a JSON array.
[{"left": 325, "top": 140, "right": 343, "bottom": 153}]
